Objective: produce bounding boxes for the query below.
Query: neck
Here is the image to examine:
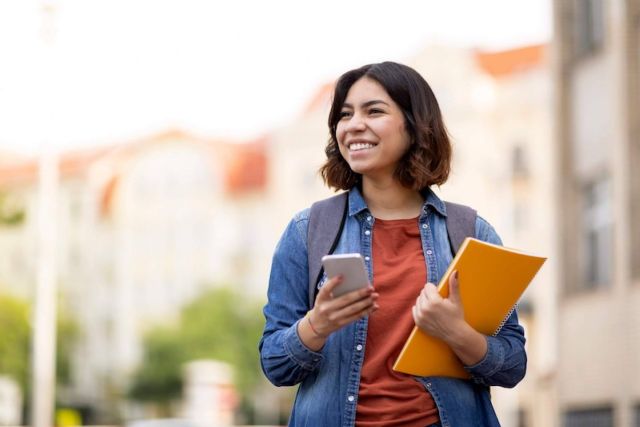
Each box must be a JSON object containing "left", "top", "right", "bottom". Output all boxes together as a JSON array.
[{"left": 361, "top": 177, "right": 424, "bottom": 220}]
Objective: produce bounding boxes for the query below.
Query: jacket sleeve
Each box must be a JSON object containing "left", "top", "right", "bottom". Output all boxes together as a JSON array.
[
  {"left": 463, "top": 217, "right": 527, "bottom": 388},
  {"left": 258, "top": 213, "right": 324, "bottom": 387}
]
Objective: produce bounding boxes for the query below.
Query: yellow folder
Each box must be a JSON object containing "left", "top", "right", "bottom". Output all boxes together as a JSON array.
[{"left": 392, "top": 237, "right": 546, "bottom": 378}]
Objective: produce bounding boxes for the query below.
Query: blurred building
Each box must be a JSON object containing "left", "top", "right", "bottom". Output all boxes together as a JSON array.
[
  {"left": 182, "top": 360, "right": 237, "bottom": 426},
  {"left": 0, "top": 375, "right": 21, "bottom": 426},
  {"left": 0, "top": 130, "right": 268, "bottom": 418},
  {"left": 265, "top": 82, "right": 336, "bottom": 247},
  {"left": 553, "top": 0, "right": 640, "bottom": 426}
]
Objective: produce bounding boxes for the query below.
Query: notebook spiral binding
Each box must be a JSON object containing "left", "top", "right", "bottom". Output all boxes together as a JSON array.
[{"left": 493, "top": 303, "right": 518, "bottom": 336}]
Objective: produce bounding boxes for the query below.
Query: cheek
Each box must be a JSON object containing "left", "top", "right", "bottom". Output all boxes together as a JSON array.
[{"left": 335, "top": 124, "right": 346, "bottom": 145}]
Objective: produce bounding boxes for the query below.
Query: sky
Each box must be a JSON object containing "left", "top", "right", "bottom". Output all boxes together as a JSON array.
[{"left": 0, "top": 0, "right": 552, "bottom": 154}]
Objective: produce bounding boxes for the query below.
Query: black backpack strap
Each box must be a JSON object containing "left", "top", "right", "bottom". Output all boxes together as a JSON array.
[
  {"left": 444, "top": 201, "right": 477, "bottom": 254},
  {"left": 307, "top": 192, "right": 349, "bottom": 307}
]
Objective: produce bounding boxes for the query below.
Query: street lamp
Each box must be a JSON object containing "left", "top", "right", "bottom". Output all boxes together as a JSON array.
[{"left": 31, "top": 1, "right": 59, "bottom": 426}]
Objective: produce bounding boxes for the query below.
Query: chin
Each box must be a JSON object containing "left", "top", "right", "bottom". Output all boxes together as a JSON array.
[{"left": 347, "top": 164, "right": 371, "bottom": 175}]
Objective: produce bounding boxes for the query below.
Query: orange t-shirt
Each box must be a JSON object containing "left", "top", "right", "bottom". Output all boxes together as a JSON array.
[{"left": 355, "top": 217, "right": 439, "bottom": 427}]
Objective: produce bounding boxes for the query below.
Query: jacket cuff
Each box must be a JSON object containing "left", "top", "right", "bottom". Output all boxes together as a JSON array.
[
  {"left": 464, "top": 335, "right": 505, "bottom": 378},
  {"left": 283, "top": 319, "right": 324, "bottom": 371}
]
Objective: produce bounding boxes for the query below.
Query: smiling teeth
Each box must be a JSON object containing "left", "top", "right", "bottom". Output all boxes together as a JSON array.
[{"left": 349, "top": 143, "right": 375, "bottom": 151}]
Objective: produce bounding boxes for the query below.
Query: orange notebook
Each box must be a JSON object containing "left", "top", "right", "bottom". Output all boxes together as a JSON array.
[{"left": 392, "top": 237, "right": 546, "bottom": 378}]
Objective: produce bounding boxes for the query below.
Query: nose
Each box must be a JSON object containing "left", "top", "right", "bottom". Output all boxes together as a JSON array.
[{"left": 344, "top": 113, "right": 366, "bottom": 133}]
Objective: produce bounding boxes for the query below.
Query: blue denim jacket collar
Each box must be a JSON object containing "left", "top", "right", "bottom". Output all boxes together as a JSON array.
[{"left": 347, "top": 185, "right": 447, "bottom": 218}]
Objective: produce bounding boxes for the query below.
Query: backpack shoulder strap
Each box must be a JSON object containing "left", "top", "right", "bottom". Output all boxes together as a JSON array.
[
  {"left": 444, "top": 201, "right": 477, "bottom": 254},
  {"left": 307, "top": 192, "right": 349, "bottom": 308}
]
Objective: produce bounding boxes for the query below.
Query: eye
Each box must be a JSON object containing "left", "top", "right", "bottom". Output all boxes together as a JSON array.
[
  {"left": 339, "top": 110, "right": 352, "bottom": 119},
  {"left": 368, "top": 108, "right": 385, "bottom": 115}
]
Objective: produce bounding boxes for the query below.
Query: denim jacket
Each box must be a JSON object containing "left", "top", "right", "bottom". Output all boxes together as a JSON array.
[{"left": 259, "top": 187, "right": 527, "bottom": 427}]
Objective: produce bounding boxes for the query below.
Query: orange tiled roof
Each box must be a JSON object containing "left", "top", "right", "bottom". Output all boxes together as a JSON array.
[
  {"left": 0, "top": 145, "right": 115, "bottom": 187},
  {"left": 224, "top": 136, "right": 268, "bottom": 195},
  {"left": 475, "top": 44, "right": 547, "bottom": 78},
  {"left": 0, "top": 130, "right": 268, "bottom": 213}
]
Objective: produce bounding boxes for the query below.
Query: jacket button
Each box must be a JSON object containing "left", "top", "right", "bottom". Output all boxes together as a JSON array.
[
  {"left": 364, "top": 230, "right": 371, "bottom": 236},
  {"left": 348, "top": 395, "right": 355, "bottom": 402},
  {"left": 356, "top": 344, "right": 363, "bottom": 351}
]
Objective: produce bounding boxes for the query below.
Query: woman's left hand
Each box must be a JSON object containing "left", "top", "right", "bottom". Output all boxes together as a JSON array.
[
  {"left": 412, "top": 270, "right": 488, "bottom": 366},
  {"left": 412, "top": 271, "right": 465, "bottom": 340}
]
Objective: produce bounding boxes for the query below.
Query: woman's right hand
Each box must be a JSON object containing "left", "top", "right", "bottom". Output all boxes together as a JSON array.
[{"left": 298, "top": 275, "right": 379, "bottom": 351}]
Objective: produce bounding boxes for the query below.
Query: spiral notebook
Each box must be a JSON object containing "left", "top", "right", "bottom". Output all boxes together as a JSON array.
[{"left": 392, "top": 237, "right": 546, "bottom": 378}]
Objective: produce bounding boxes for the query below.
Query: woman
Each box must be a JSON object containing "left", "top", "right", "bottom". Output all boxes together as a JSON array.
[{"left": 259, "top": 61, "right": 526, "bottom": 427}]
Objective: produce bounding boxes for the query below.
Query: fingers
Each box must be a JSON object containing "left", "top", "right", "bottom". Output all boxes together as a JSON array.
[
  {"left": 423, "top": 282, "right": 441, "bottom": 302},
  {"left": 329, "top": 292, "right": 378, "bottom": 320},
  {"left": 313, "top": 277, "right": 378, "bottom": 336},
  {"left": 312, "top": 293, "right": 378, "bottom": 336},
  {"left": 317, "top": 274, "right": 343, "bottom": 298},
  {"left": 448, "top": 270, "right": 460, "bottom": 304},
  {"left": 414, "top": 282, "right": 443, "bottom": 323},
  {"left": 318, "top": 276, "right": 375, "bottom": 309}
]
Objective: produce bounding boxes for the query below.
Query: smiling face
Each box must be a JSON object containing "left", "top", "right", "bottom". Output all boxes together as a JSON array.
[{"left": 335, "top": 77, "right": 411, "bottom": 182}]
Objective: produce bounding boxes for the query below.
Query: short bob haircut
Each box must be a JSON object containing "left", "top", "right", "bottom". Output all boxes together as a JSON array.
[{"left": 320, "top": 61, "right": 452, "bottom": 191}]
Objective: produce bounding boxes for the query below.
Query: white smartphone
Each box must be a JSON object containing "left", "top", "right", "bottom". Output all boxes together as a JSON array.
[{"left": 321, "top": 253, "right": 371, "bottom": 297}]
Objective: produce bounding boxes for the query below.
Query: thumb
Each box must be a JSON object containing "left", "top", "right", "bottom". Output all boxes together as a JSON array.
[
  {"left": 319, "top": 274, "right": 343, "bottom": 298},
  {"left": 448, "top": 270, "right": 461, "bottom": 304}
]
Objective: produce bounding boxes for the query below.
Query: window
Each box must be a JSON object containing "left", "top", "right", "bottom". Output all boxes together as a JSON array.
[
  {"left": 517, "top": 407, "right": 529, "bottom": 427},
  {"left": 633, "top": 160, "right": 640, "bottom": 279},
  {"left": 510, "top": 201, "right": 528, "bottom": 234},
  {"left": 511, "top": 145, "right": 529, "bottom": 179},
  {"left": 632, "top": 16, "right": 640, "bottom": 280},
  {"left": 572, "top": 0, "right": 605, "bottom": 60},
  {"left": 564, "top": 407, "right": 613, "bottom": 427},
  {"left": 581, "top": 177, "right": 612, "bottom": 288}
]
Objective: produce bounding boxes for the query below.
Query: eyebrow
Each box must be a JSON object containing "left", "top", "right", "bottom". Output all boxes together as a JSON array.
[{"left": 342, "top": 100, "right": 390, "bottom": 109}]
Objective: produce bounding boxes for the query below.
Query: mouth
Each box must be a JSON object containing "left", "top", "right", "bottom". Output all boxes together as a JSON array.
[{"left": 346, "top": 140, "right": 377, "bottom": 152}]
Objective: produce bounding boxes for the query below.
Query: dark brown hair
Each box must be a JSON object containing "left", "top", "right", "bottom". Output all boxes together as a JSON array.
[{"left": 320, "top": 61, "right": 452, "bottom": 191}]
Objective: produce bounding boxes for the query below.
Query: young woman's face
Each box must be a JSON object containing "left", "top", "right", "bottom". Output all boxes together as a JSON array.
[{"left": 335, "top": 77, "right": 411, "bottom": 181}]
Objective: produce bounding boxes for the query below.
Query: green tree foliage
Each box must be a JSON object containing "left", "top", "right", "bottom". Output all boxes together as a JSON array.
[
  {"left": 127, "top": 327, "right": 185, "bottom": 403},
  {"left": 0, "top": 191, "right": 26, "bottom": 227},
  {"left": 128, "top": 286, "right": 265, "bottom": 407},
  {"left": 0, "top": 294, "right": 30, "bottom": 390},
  {"left": 56, "top": 305, "right": 80, "bottom": 386},
  {"left": 0, "top": 294, "right": 79, "bottom": 398}
]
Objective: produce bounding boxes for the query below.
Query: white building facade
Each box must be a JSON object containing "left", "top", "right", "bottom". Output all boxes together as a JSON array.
[{"left": 553, "top": 0, "right": 640, "bottom": 426}]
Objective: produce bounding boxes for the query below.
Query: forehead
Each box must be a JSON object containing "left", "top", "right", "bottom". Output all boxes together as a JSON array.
[{"left": 343, "top": 77, "right": 392, "bottom": 105}]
